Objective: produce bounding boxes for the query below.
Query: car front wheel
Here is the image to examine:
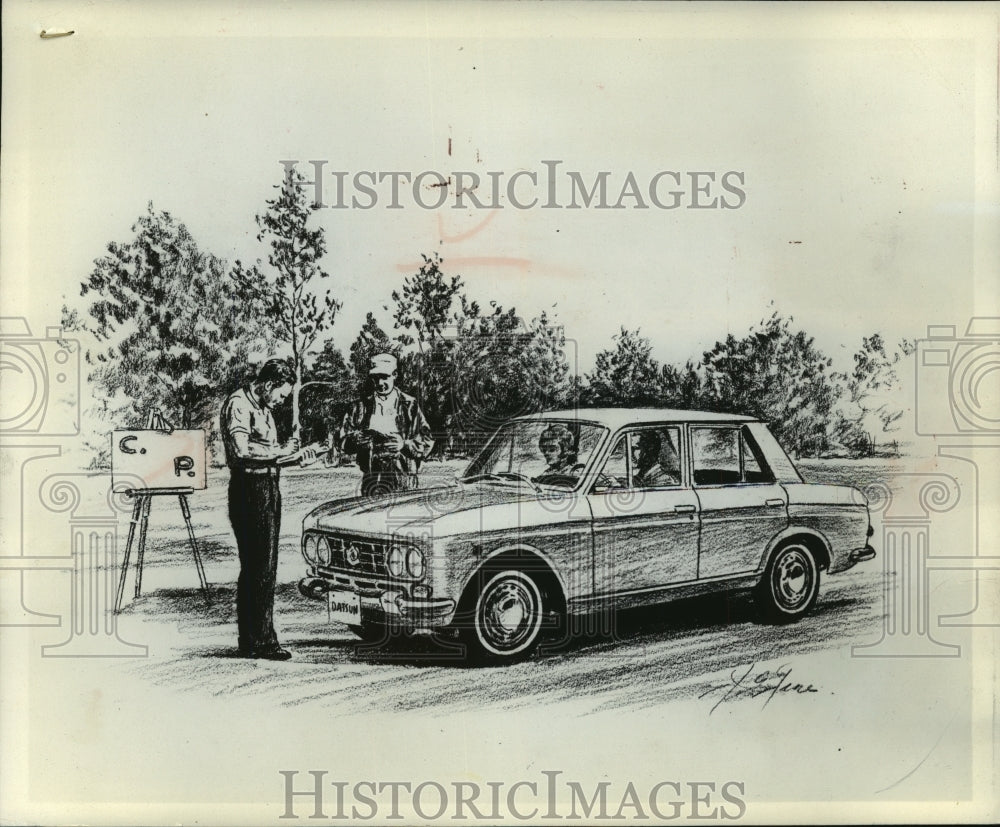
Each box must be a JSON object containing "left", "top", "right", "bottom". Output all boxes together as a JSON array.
[
  {"left": 459, "top": 570, "right": 545, "bottom": 664},
  {"left": 756, "top": 542, "right": 820, "bottom": 623}
]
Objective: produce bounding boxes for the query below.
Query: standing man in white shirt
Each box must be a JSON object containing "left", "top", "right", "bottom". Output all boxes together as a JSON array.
[
  {"left": 339, "top": 353, "right": 434, "bottom": 497},
  {"left": 220, "top": 358, "right": 316, "bottom": 660}
]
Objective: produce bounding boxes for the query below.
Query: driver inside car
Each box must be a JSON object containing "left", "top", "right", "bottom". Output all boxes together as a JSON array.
[{"left": 535, "top": 424, "right": 584, "bottom": 479}]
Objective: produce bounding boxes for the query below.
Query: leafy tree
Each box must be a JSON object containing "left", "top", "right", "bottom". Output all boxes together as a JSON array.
[
  {"left": 390, "top": 252, "right": 463, "bottom": 352},
  {"left": 381, "top": 254, "right": 572, "bottom": 455},
  {"left": 834, "top": 334, "right": 914, "bottom": 456},
  {"left": 658, "top": 360, "right": 704, "bottom": 409},
  {"left": 233, "top": 169, "right": 341, "bottom": 438},
  {"left": 349, "top": 311, "right": 398, "bottom": 381},
  {"left": 583, "top": 328, "right": 663, "bottom": 407},
  {"left": 298, "top": 340, "right": 355, "bottom": 449},
  {"left": 445, "top": 304, "right": 571, "bottom": 453},
  {"left": 386, "top": 253, "right": 468, "bottom": 445},
  {"left": 64, "top": 204, "right": 275, "bottom": 453},
  {"left": 699, "top": 312, "right": 840, "bottom": 457}
]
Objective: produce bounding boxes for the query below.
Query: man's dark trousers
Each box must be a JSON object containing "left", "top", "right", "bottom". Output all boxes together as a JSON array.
[{"left": 228, "top": 468, "right": 281, "bottom": 652}]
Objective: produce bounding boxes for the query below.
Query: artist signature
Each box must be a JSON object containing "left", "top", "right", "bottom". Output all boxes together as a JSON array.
[{"left": 699, "top": 662, "right": 819, "bottom": 714}]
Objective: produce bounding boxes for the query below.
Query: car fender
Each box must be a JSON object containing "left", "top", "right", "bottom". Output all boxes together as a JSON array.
[
  {"left": 757, "top": 525, "right": 833, "bottom": 573},
  {"left": 458, "top": 542, "right": 571, "bottom": 610}
]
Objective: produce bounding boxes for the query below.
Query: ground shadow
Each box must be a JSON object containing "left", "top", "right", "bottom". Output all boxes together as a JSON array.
[{"left": 123, "top": 571, "right": 882, "bottom": 714}]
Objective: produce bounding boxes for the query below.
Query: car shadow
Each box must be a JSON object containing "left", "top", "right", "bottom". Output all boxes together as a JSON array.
[
  {"left": 120, "top": 572, "right": 882, "bottom": 713},
  {"left": 123, "top": 574, "right": 880, "bottom": 677},
  {"left": 310, "top": 580, "right": 877, "bottom": 670}
]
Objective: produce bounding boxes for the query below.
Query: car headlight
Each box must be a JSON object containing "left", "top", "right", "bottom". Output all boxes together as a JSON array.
[
  {"left": 387, "top": 545, "right": 405, "bottom": 577},
  {"left": 405, "top": 547, "right": 425, "bottom": 578},
  {"left": 303, "top": 534, "right": 318, "bottom": 564},
  {"left": 316, "top": 536, "right": 332, "bottom": 566}
]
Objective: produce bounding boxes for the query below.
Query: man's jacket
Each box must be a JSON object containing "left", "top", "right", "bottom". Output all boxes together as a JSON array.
[{"left": 338, "top": 390, "right": 434, "bottom": 476}]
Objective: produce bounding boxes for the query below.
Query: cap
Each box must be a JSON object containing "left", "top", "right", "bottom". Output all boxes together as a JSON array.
[{"left": 369, "top": 353, "right": 397, "bottom": 376}]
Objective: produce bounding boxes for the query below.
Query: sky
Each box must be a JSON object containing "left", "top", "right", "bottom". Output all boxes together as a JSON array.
[{"left": 3, "top": 2, "right": 997, "bottom": 378}]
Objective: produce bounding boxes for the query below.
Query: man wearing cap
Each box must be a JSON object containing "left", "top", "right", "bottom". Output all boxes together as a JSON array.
[
  {"left": 339, "top": 353, "right": 434, "bottom": 496},
  {"left": 221, "top": 358, "right": 317, "bottom": 660}
]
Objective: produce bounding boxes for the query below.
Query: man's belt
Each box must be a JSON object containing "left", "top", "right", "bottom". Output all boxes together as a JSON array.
[{"left": 231, "top": 465, "right": 280, "bottom": 476}]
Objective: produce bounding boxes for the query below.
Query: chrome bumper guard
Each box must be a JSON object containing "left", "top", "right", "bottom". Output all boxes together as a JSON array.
[
  {"left": 848, "top": 545, "right": 877, "bottom": 564},
  {"left": 297, "top": 576, "right": 455, "bottom": 623}
]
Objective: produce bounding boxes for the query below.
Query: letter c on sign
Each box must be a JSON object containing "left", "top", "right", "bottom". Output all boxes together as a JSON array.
[{"left": 119, "top": 435, "right": 138, "bottom": 454}]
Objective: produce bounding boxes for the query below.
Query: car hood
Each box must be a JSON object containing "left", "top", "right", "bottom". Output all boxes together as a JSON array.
[{"left": 304, "top": 482, "right": 586, "bottom": 538}]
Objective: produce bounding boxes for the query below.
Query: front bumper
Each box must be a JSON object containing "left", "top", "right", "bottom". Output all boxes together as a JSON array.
[{"left": 298, "top": 575, "right": 457, "bottom": 629}]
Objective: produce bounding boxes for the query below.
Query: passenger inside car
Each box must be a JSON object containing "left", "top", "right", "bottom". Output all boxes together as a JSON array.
[{"left": 632, "top": 429, "right": 681, "bottom": 488}]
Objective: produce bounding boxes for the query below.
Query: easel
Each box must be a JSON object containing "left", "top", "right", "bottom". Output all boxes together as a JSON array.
[{"left": 113, "top": 411, "right": 211, "bottom": 613}]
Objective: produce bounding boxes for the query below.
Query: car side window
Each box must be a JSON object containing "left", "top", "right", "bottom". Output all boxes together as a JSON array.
[
  {"left": 692, "top": 427, "right": 741, "bottom": 486},
  {"left": 741, "top": 426, "right": 775, "bottom": 483},
  {"left": 594, "top": 437, "right": 628, "bottom": 490},
  {"left": 631, "top": 426, "right": 682, "bottom": 489}
]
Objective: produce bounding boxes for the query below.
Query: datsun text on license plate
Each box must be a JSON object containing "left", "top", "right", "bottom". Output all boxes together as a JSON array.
[{"left": 328, "top": 589, "right": 361, "bottom": 626}]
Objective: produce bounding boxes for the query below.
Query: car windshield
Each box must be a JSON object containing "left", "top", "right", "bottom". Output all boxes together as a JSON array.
[{"left": 462, "top": 420, "right": 607, "bottom": 490}]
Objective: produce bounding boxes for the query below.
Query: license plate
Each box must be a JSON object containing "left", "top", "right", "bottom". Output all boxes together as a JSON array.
[{"left": 327, "top": 589, "right": 361, "bottom": 626}]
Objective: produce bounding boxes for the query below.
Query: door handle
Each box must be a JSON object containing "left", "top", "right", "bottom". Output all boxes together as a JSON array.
[
  {"left": 674, "top": 504, "right": 696, "bottom": 513},
  {"left": 765, "top": 498, "right": 785, "bottom": 507}
]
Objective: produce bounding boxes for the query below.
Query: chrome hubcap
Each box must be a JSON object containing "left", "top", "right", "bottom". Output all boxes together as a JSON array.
[
  {"left": 773, "top": 547, "right": 813, "bottom": 610},
  {"left": 478, "top": 575, "right": 541, "bottom": 654}
]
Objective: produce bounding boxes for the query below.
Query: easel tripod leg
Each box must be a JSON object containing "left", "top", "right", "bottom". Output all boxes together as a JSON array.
[
  {"left": 134, "top": 494, "right": 151, "bottom": 599},
  {"left": 115, "top": 495, "right": 142, "bottom": 614},
  {"left": 179, "top": 494, "right": 210, "bottom": 599}
]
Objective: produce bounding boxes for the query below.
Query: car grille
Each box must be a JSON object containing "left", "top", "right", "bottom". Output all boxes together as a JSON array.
[{"left": 319, "top": 533, "right": 387, "bottom": 576}]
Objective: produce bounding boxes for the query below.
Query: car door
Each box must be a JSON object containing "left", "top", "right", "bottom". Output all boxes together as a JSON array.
[
  {"left": 691, "top": 424, "right": 789, "bottom": 579},
  {"left": 587, "top": 426, "right": 700, "bottom": 602}
]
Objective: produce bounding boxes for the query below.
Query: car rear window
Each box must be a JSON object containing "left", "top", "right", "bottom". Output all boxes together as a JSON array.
[
  {"left": 691, "top": 427, "right": 740, "bottom": 485},
  {"left": 744, "top": 422, "right": 802, "bottom": 483}
]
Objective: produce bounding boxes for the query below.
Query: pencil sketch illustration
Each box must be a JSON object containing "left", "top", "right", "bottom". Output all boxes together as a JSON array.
[
  {"left": 301, "top": 408, "right": 876, "bottom": 664},
  {"left": 42, "top": 168, "right": 920, "bottom": 701},
  {"left": 4, "top": 6, "right": 998, "bottom": 822}
]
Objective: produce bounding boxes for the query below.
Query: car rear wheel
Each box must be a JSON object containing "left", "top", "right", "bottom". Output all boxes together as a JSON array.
[
  {"left": 756, "top": 542, "right": 819, "bottom": 623},
  {"left": 459, "top": 570, "right": 545, "bottom": 664}
]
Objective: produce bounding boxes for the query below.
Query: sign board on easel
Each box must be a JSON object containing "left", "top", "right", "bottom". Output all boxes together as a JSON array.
[
  {"left": 111, "top": 415, "right": 211, "bottom": 612},
  {"left": 111, "top": 429, "right": 207, "bottom": 490}
]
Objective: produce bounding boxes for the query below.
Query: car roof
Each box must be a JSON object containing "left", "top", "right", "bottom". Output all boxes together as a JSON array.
[{"left": 515, "top": 408, "right": 757, "bottom": 428}]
